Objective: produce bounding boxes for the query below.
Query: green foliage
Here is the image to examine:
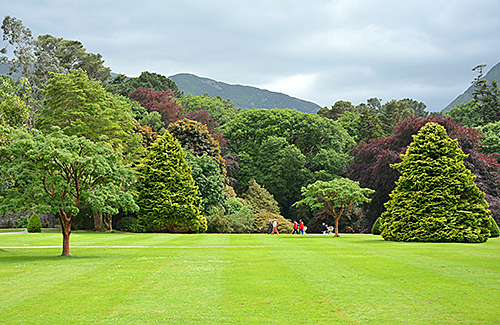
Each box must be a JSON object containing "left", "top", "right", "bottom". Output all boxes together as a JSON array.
[
  {"left": 336, "top": 111, "right": 360, "bottom": 142},
  {"left": 136, "top": 131, "right": 207, "bottom": 233},
  {"left": 39, "top": 69, "right": 144, "bottom": 163},
  {"left": 479, "top": 121, "right": 500, "bottom": 156},
  {"left": 379, "top": 99, "right": 411, "bottom": 136},
  {"left": 444, "top": 100, "right": 482, "bottom": 127},
  {"left": 168, "top": 119, "right": 226, "bottom": 176},
  {"left": 488, "top": 217, "right": 500, "bottom": 237},
  {"left": 177, "top": 94, "right": 240, "bottom": 126},
  {"left": 294, "top": 177, "right": 374, "bottom": 235},
  {"left": 27, "top": 213, "right": 42, "bottom": 233},
  {"left": 185, "top": 151, "right": 225, "bottom": 214},
  {"left": 116, "top": 216, "right": 138, "bottom": 233},
  {"left": 318, "top": 100, "right": 357, "bottom": 120},
  {"left": 205, "top": 207, "right": 232, "bottom": 233},
  {"left": 230, "top": 205, "right": 255, "bottom": 234},
  {"left": 106, "top": 71, "right": 182, "bottom": 97},
  {"left": 36, "top": 34, "right": 111, "bottom": 82},
  {"left": 471, "top": 65, "right": 500, "bottom": 124},
  {"left": 253, "top": 212, "right": 294, "bottom": 233},
  {"left": 0, "top": 127, "right": 138, "bottom": 255},
  {"left": 371, "top": 217, "right": 381, "bottom": 235},
  {"left": 0, "top": 77, "right": 30, "bottom": 127},
  {"left": 16, "top": 215, "right": 30, "bottom": 228},
  {"left": 357, "top": 106, "right": 385, "bottom": 142},
  {"left": 243, "top": 179, "right": 280, "bottom": 214},
  {"left": 380, "top": 122, "right": 492, "bottom": 243},
  {"left": 222, "top": 108, "right": 355, "bottom": 218}
]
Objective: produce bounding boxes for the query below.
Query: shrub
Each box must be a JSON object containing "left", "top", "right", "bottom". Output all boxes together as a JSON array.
[
  {"left": 253, "top": 212, "right": 294, "bottom": 233},
  {"left": 489, "top": 217, "right": 500, "bottom": 238},
  {"left": 27, "top": 213, "right": 42, "bottom": 233},
  {"left": 371, "top": 217, "right": 381, "bottom": 235},
  {"left": 16, "top": 215, "right": 30, "bottom": 228},
  {"left": 116, "top": 216, "right": 138, "bottom": 232},
  {"left": 231, "top": 205, "right": 255, "bottom": 233},
  {"left": 205, "top": 207, "right": 232, "bottom": 233}
]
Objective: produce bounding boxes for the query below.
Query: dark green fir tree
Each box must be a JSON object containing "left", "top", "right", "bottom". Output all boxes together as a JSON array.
[
  {"left": 136, "top": 131, "right": 207, "bottom": 233},
  {"left": 380, "top": 122, "right": 492, "bottom": 243}
]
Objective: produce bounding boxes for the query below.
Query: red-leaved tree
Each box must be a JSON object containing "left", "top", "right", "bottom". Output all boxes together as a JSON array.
[
  {"left": 346, "top": 116, "right": 500, "bottom": 231},
  {"left": 129, "top": 88, "right": 184, "bottom": 125}
]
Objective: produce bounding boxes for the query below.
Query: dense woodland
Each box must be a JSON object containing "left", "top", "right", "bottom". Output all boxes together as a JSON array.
[{"left": 1, "top": 16, "right": 500, "bottom": 250}]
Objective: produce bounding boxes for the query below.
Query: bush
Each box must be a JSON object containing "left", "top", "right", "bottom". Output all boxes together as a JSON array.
[
  {"left": 16, "top": 215, "right": 30, "bottom": 228},
  {"left": 205, "top": 207, "right": 232, "bottom": 233},
  {"left": 231, "top": 206, "right": 255, "bottom": 233},
  {"left": 116, "top": 216, "right": 138, "bottom": 232},
  {"left": 489, "top": 217, "right": 500, "bottom": 238},
  {"left": 27, "top": 213, "right": 42, "bottom": 233},
  {"left": 372, "top": 218, "right": 381, "bottom": 235},
  {"left": 253, "top": 212, "right": 294, "bottom": 233}
]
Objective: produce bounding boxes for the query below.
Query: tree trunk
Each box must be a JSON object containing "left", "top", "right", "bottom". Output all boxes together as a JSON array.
[
  {"left": 59, "top": 210, "right": 72, "bottom": 256},
  {"left": 103, "top": 213, "right": 113, "bottom": 231},
  {"left": 93, "top": 210, "right": 104, "bottom": 231},
  {"left": 334, "top": 217, "right": 340, "bottom": 236}
]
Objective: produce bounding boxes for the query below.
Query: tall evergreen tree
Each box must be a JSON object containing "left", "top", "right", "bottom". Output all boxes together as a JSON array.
[
  {"left": 357, "top": 107, "right": 384, "bottom": 143},
  {"left": 136, "top": 131, "right": 207, "bottom": 233},
  {"left": 379, "top": 122, "right": 492, "bottom": 243},
  {"left": 243, "top": 178, "right": 281, "bottom": 215}
]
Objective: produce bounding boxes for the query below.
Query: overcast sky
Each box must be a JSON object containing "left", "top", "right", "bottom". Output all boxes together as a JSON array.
[{"left": 2, "top": 0, "right": 500, "bottom": 111}]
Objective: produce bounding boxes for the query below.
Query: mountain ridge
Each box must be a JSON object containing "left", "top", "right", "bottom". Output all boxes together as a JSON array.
[
  {"left": 169, "top": 73, "right": 321, "bottom": 114},
  {"left": 442, "top": 62, "right": 500, "bottom": 113}
]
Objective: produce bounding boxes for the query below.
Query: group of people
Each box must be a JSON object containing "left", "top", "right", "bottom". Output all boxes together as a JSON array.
[{"left": 267, "top": 219, "right": 305, "bottom": 235}]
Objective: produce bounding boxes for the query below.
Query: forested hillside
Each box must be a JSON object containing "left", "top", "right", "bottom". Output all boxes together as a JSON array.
[
  {"left": 169, "top": 73, "right": 321, "bottom": 113},
  {"left": 442, "top": 62, "right": 500, "bottom": 113}
]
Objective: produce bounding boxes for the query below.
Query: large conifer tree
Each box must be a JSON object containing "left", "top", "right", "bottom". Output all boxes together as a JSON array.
[
  {"left": 136, "top": 131, "right": 207, "bottom": 233},
  {"left": 380, "top": 122, "right": 491, "bottom": 243}
]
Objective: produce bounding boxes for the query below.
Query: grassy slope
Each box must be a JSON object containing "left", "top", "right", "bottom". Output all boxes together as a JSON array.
[{"left": 0, "top": 232, "right": 499, "bottom": 324}]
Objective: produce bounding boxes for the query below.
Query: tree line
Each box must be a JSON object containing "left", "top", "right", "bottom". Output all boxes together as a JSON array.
[{"left": 1, "top": 16, "right": 500, "bottom": 254}]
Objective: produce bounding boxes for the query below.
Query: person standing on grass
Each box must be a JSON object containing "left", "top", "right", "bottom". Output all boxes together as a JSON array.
[
  {"left": 271, "top": 218, "right": 279, "bottom": 235},
  {"left": 268, "top": 219, "right": 273, "bottom": 234},
  {"left": 292, "top": 220, "right": 298, "bottom": 234},
  {"left": 299, "top": 219, "right": 304, "bottom": 235}
]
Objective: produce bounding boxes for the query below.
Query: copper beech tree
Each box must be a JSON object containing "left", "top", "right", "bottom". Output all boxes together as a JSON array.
[
  {"left": 0, "top": 126, "right": 137, "bottom": 256},
  {"left": 294, "top": 178, "right": 374, "bottom": 236}
]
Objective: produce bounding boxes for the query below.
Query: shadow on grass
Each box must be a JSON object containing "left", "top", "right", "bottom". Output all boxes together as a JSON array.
[{"left": 0, "top": 250, "right": 108, "bottom": 262}]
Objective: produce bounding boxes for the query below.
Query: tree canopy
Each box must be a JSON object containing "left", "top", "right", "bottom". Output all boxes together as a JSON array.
[
  {"left": 294, "top": 178, "right": 373, "bottom": 236},
  {"left": 39, "top": 69, "right": 143, "bottom": 162},
  {"left": 0, "top": 126, "right": 138, "bottom": 255}
]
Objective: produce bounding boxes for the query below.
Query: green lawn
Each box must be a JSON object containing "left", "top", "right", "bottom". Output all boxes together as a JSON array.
[{"left": 0, "top": 232, "right": 499, "bottom": 324}]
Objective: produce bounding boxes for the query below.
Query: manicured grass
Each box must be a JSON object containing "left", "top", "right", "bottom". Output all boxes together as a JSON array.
[
  {"left": 1, "top": 232, "right": 499, "bottom": 324},
  {"left": 0, "top": 228, "right": 26, "bottom": 233}
]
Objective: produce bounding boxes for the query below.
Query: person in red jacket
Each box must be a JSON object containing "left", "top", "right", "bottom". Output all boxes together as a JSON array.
[
  {"left": 298, "top": 219, "right": 305, "bottom": 235},
  {"left": 292, "top": 221, "right": 298, "bottom": 235}
]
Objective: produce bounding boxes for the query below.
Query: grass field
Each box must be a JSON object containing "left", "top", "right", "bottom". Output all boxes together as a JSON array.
[{"left": 1, "top": 231, "right": 499, "bottom": 324}]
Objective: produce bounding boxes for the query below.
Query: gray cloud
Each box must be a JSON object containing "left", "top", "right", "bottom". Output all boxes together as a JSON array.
[{"left": 2, "top": 0, "right": 500, "bottom": 111}]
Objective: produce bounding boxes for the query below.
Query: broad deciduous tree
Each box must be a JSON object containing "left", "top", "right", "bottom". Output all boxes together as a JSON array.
[
  {"left": 39, "top": 69, "right": 143, "bottom": 163},
  {"left": 294, "top": 178, "right": 373, "bottom": 236},
  {"left": 0, "top": 127, "right": 137, "bottom": 255},
  {"left": 185, "top": 151, "right": 226, "bottom": 215}
]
